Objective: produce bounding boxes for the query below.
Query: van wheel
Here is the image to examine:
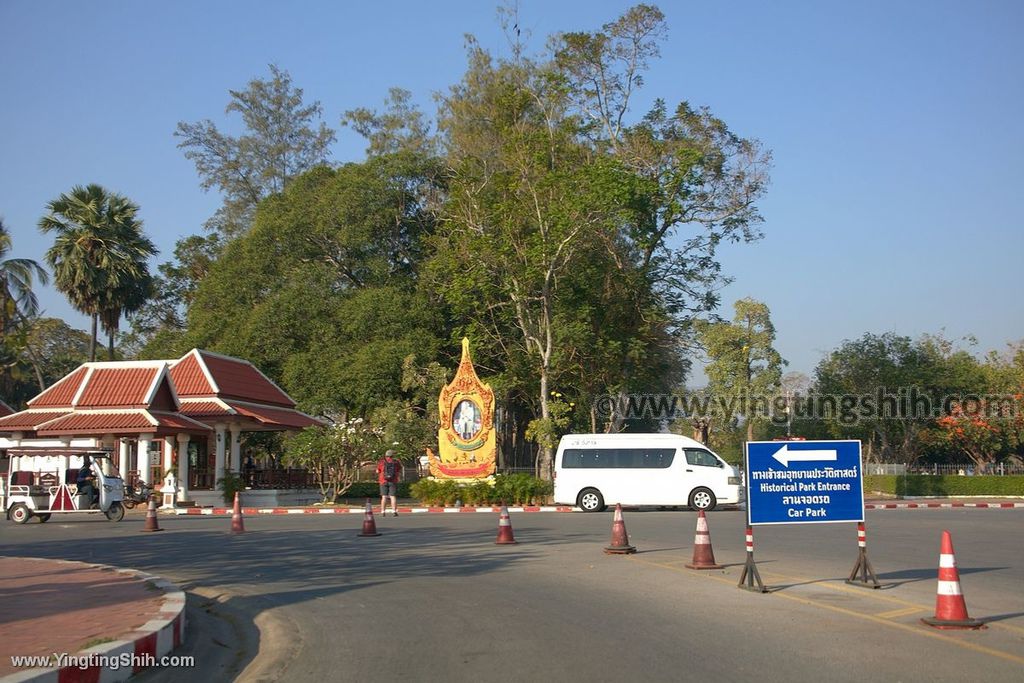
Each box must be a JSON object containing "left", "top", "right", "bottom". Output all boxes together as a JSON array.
[
  {"left": 10, "top": 504, "right": 31, "bottom": 524},
  {"left": 578, "top": 488, "right": 605, "bottom": 512},
  {"left": 37, "top": 514, "right": 51, "bottom": 523},
  {"left": 689, "top": 488, "right": 716, "bottom": 511},
  {"left": 105, "top": 503, "right": 125, "bottom": 522}
]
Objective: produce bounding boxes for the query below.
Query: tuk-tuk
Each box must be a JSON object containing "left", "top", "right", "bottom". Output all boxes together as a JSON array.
[{"left": 2, "top": 448, "right": 125, "bottom": 523}]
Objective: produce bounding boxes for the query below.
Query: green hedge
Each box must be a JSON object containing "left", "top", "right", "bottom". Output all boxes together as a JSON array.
[
  {"left": 864, "top": 475, "right": 1024, "bottom": 497},
  {"left": 336, "top": 482, "right": 413, "bottom": 501},
  {"left": 409, "top": 474, "right": 553, "bottom": 506}
]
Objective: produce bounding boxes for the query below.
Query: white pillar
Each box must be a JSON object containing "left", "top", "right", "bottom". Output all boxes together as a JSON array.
[
  {"left": 214, "top": 424, "right": 227, "bottom": 486},
  {"left": 176, "top": 433, "right": 190, "bottom": 502},
  {"left": 138, "top": 435, "right": 153, "bottom": 485},
  {"left": 119, "top": 438, "right": 131, "bottom": 479},
  {"left": 229, "top": 425, "right": 242, "bottom": 473},
  {"left": 163, "top": 439, "right": 174, "bottom": 477}
]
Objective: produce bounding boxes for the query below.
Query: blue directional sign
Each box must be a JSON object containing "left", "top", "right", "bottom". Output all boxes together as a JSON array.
[{"left": 745, "top": 440, "right": 864, "bottom": 525}]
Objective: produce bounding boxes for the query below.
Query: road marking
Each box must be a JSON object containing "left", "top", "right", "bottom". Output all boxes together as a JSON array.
[
  {"left": 875, "top": 606, "right": 927, "bottom": 619},
  {"left": 627, "top": 555, "right": 1024, "bottom": 666}
]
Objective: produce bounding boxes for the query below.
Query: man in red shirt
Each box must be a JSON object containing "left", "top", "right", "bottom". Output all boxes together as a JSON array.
[{"left": 376, "top": 449, "right": 403, "bottom": 516}]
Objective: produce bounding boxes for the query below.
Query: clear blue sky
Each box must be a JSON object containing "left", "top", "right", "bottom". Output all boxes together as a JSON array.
[{"left": 2, "top": 0, "right": 1022, "bottom": 379}]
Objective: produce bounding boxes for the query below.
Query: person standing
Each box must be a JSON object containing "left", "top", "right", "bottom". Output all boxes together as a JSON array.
[{"left": 377, "top": 449, "right": 403, "bottom": 516}]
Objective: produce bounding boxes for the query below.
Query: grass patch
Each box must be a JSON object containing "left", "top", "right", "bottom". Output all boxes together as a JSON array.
[{"left": 81, "top": 636, "right": 115, "bottom": 650}]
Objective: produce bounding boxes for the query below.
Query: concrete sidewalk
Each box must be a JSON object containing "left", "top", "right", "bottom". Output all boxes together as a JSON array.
[{"left": 0, "top": 557, "right": 185, "bottom": 682}]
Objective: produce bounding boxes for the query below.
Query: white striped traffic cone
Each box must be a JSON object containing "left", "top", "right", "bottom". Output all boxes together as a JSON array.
[
  {"left": 495, "top": 503, "right": 517, "bottom": 544},
  {"left": 604, "top": 503, "right": 636, "bottom": 554},
  {"left": 921, "top": 530, "right": 984, "bottom": 629},
  {"left": 358, "top": 498, "right": 381, "bottom": 537},
  {"left": 685, "top": 509, "right": 723, "bottom": 569}
]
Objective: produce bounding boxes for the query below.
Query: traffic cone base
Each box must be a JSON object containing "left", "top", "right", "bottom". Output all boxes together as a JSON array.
[
  {"left": 230, "top": 491, "right": 245, "bottom": 534},
  {"left": 141, "top": 496, "right": 162, "bottom": 533},
  {"left": 358, "top": 499, "right": 382, "bottom": 537},
  {"left": 685, "top": 509, "right": 722, "bottom": 569},
  {"left": 921, "top": 530, "right": 985, "bottom": 630},
  {"left": 496, "top": 504, "right": 517, "bottom": 544},
  {"left": 604, "top": 503, "right": 636, "bottom": 554}
]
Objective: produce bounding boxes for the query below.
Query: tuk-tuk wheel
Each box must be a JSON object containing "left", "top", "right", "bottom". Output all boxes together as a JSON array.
[
  {"left": 105, "top": 502, "right": 125, "bottom": 522},
  {"left": 37, "top": 514, "right": 51, "bottom": 523},
  {"left": 10, "top": 504, "right": 31, "bottom": 524}
]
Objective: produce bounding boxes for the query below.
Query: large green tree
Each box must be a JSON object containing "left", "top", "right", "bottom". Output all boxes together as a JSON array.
[
  {"left": 428, "top": 5, "right": 770, "bottom": 478},
  {"left": 38, "top": 184, "right": 156, "bottom": 360},
  {"left": 183, "top": 155, "right": 444, "bottom": 418},
  {"left": 132, "top": 66, "right": 338, "bottom": 355},
  {"left": 175, "top": 64, "right": 336, "bottom": 240},
  {"left": 697, "top": 298, "right": 785, "bottom": 442}
]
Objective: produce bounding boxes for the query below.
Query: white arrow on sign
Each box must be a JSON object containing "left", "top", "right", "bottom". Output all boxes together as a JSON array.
[{"left": 772, "top": 444, "right": 837, "bottom": 467}]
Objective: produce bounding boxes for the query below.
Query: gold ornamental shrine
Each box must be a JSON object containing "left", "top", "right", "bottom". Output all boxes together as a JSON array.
[{"left": 426, "top": 338, "right": 496, "bottom": 479}]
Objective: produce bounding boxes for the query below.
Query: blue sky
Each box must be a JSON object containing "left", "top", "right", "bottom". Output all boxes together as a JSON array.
[{"left": 2, "top": 0, "right": 1022, "bottom": 380}]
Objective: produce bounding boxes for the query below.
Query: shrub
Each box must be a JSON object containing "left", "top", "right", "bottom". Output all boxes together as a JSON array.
[
  {"left": 864, "top": 474, "right": 1024, "bottom": 497},
  {"left": 218, "top": 473, "right": 246, "bottom": 505},
  {"left": 339, "top": 482, "right": 412, "bottom": 501},
  {"left": 409, "top": 474, "right": 552, "bottom": 506}
]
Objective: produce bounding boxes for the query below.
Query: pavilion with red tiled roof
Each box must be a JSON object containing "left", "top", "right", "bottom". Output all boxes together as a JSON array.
[{"left": 0, "top": 350, "right": 324, "bottom": 504}]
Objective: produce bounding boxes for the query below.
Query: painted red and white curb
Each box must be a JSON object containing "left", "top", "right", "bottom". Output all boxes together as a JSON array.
[
  {"left": 175, "top": 505, "right": 578, "bottom": 515},
  {"left": 2, "top": 558, "right": 186, "bottom": 683},
  {"left": 171, "top": 500, "right": 1023, "bottom": 516},
  {"left": 865, "top": 501, "right": 1024, "bottom": 510}
]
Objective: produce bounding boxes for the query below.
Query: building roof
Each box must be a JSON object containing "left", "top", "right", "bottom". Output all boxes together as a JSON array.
[
  {"left": 34, "top": 410, "right": 211, "bottom": 436},
  {"left": 223, "top": 401, "right": 324, "bottom": 430},
  {"left": 0, "top": 400, "right": 13, "bottom": 417},
  {"left": 2, "top": 349, "right": 323, "bottom": 439},
  {"left": 0, "top": 410, "right": 70, "bottom": 431},
  {"left": 171, "top": 349, "right": 294, "bottom": 407},
  {"left": 27, "top": 362, "right": 176, "bottom": 410},
  {"left": 28, "top": 366, "right": 89, "bottom": 408}
]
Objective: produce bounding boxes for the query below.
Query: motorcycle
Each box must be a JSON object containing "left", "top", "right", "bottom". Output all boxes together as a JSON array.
[{"left": 122, "top": 480, "right": 153, "bottom": 509}]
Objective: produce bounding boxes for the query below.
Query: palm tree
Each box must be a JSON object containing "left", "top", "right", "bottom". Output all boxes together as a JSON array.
[
  {"left": 0, "top": 219, "right": 50, "bottom": 391},
  {"left": 38, "top": 185, "right": 157, "bottom": 360},
  {"left": 0, "top": 219, "right": 49, "bottom": 322}
]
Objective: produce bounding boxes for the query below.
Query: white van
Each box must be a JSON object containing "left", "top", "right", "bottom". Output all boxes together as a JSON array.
[{"left": 553, "top": 433, "right": 742, "bottom": 512}]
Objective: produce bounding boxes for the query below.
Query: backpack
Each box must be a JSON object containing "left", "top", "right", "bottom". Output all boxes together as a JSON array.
[{"left": 383, "top": 459, "right": 397, "bottom": 481}]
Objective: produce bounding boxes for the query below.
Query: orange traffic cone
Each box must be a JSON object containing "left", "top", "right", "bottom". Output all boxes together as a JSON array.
[
  {"left": 685, "top": 509, "right": 723, "bottom": 570},
  {"left": 495, "top": 503, "right": 517, "bottom": 544},
  {"left": 230, "top": 491, "right": 245, "bottom": 534},
  {"left": 604, "top": 503, "right": 636, "bottom": 554},
  {"left": 141, "top": 496, "right": 162, "bottom": 533},
  {"left": 921, "top": 530, "right": 985, "bottom": 629},
  {"left": 358, "top": 499, "right": 381, "bottom": 537}
]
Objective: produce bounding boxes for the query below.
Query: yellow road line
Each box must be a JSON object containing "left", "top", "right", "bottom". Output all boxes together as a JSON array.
[
  {"left": 875, "top": 606, "right": 928, "bottom": 619},
  {"left": 628, "top": 555, "right": 1024, "bottom": 666}
]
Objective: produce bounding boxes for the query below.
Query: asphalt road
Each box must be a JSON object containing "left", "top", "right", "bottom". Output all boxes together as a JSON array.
[{"left": 1, "top": 508, "right": 1022, "bottom": 682}]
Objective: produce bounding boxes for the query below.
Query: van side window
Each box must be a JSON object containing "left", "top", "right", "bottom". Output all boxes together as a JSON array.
[
  {"left": 562, "top": 448, "right": 675, "bottom": 468},
  {"left": 684, "top": 449, "right": 721, "bottom": 468}
]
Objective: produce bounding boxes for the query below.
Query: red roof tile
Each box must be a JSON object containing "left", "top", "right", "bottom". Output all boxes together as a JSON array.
[
  {"left": 28, "top": 366, "right": 89, "bottom": 408},
  {"left": 178, "top": 401, "right": 232, "bottom": 417},
  {"left": 169, "top": 352, "right": 215, "bottom": 396},
  {"left": 196, "top": 351, "right": 294, "bottom": 407},
  {"left": 0, "top": 410, "right": 70, "bottom": 431},
  {"left": 0, "top": 400, "right": 13, "bottom": 417},
  {"left": 36, "top": 411, "right": 155, "bottom": 433},
  {"left": 149, "top": 412, "right": 214, "bottom": 432},
  {"left": 76, "top": 367, "right": 160, "bottom": 407},
  {"left": 225, "top": 401, "right": 324, "bottom": 429}
]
